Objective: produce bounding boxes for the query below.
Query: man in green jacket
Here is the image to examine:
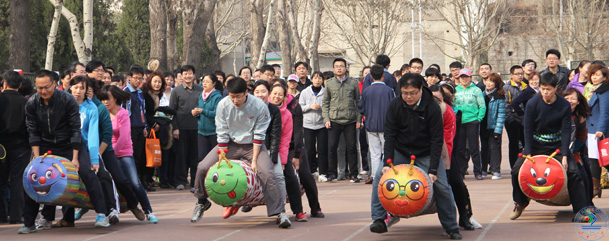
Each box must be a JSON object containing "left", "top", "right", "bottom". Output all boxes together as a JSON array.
[
  {"left": 322, "top": 58, "right": 362, "bottom": 183},
  {"left": 454, "top": 68, "right": 487, "bottom": 180}
]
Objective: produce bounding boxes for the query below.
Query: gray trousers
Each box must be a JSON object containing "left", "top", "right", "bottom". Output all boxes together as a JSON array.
[{"left": 193, "top": 142, "right": 285, "bottom": 216}]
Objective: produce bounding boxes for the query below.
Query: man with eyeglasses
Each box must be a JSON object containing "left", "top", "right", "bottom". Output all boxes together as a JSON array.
[
  {"left": 86, "top": 60, "right": 105, "bottom": 82},
  {"left": 521, "top": 59, "right": 537, "bottom": 85},
  {"left": 369, "top": 73, "right": 461, "bottom": 240},
  {"left": 190, "top": 77, "right": 290, "bottom": 228},
  {"left": 58, "top": 62, "right": 86, "bottom": 91},
  {"left": 122, "top": 64, "right": 153, "bottom": 191},
  {"left": 408, "top": 58, "right": 424, "bottom": 75},
  {"left": 540, "top": 49, "right": 570, "bottom": 90},
  {"left": 20, "top": 70, "right": 109, "bottom": 233},
  {"left": 503, "top": 65, "right": 527, "bottom": 169},
  {"left": 322, "top": 58, "right": 362, "bottom": 183}
]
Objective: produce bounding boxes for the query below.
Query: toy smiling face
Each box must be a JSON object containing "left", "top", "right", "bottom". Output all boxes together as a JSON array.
[
  {"left": 23, "top": 155, "right": 69, "bottom": 202},
  {"left": 205, "top": 160, "right": 248, "bottom": 206},
  {"left": 378, "top": 165, "right": 432, "bottom": 216},
  {"left": 519, "top": 155, "right": 566, "bottom": 200}
]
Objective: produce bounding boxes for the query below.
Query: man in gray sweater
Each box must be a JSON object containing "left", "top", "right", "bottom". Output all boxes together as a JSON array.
[
  {"left": 191, "top": 78, "right": 290, "bottom": 228},
  {"left": 169, "top": 65, "right": 203, "bottom": 191}
]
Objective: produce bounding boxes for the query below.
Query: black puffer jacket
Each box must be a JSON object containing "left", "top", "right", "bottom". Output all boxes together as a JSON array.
[
  {"left": 25, "top": 90, "right": 82, "bottom": 150},
  {"left": 265, "top": 103, "right": 282, "bottom": 164},
  {"left": 287, "top": 96, "right": 304, "bottom": 158}
]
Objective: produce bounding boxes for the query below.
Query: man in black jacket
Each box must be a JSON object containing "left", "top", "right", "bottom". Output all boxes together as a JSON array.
[
  {"left": 369, "top": 74, "right": 461, "bottom": 240},
  {"left": 20, "top": 70, "right": 108, "bottom": 234},
  {"left": 0, "top": 71, "right": 29, "bottom": 224}
]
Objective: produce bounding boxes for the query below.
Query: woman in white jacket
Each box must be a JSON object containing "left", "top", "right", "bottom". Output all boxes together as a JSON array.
[{"left": 299, "top": 71, "right": 328, "bottom": 182}]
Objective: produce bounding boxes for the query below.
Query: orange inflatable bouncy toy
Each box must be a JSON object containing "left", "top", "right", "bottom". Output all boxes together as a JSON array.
[
  {"left": 518, "top": 149, "right": 570, "bottom": 206},
  {"left": 378, "top": 156, "right": 436, "bottom": 218}
]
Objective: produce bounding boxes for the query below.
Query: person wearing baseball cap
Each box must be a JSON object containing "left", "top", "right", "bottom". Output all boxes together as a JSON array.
[
  {"left": 454, "top": 68, "right": 487, "bottom": 180},
  {"left": 286, "top": 74, "right": 301, "bottom": 100}
]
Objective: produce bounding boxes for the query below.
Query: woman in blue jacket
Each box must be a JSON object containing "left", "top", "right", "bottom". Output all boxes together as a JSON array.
[
  {"left": 587, "top": 64, "right": 609, "bottom": 198},
  {"left": 484, "top": 73, "right": 506, "bottom": 180},
  {"left": 192, "top": 73, "right": 223, "bottom": 162}
]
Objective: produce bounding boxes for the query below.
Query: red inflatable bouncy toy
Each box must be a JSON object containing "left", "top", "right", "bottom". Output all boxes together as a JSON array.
[{"left": 518, "top": 149, "right": 570, "bottom": 206}]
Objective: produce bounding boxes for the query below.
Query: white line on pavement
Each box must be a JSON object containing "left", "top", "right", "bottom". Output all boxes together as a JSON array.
[
  {"left": 475, "top": 200, "right": 512, "bottom": 241},
  {"left": 342, "top": 223, "right": 369, "bottom": 241}
]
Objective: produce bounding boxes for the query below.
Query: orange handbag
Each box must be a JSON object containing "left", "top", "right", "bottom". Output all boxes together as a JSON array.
[{"left": 146, "top": 129, "right": 163, "bottom": 167}]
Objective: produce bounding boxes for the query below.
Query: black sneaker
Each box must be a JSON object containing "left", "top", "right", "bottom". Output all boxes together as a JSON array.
[
  {"left": 350, "top": 177, "right": 360, "bottom": 183},
  {"left": 447, "top": 229, "right": 462, "bottom": 240},
  {"left": 241, "top": 206, "right": 253, "bottom": 212},
  {"left": 369, "top": 219, "right": 387, "bottom": 233}
]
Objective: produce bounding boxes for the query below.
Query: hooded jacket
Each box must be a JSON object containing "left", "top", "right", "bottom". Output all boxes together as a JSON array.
[
  {"left": 383, "top": 87, "right": 443, "bottom": 175},
  {"left": 270, "top": 95, "right": 293, "bottom": 165},
  {"left": 299, "top": 85, "right": 325, "bottom": 130}
]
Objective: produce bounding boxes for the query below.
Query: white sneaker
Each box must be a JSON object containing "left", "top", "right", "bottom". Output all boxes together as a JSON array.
[
  {"left": 95, "top": 214, "right": 110, "bottom": 228},
  {"left": 108, "top": 208, "right": 120, "bottom": 225},
  {"left": 318, "top": 174, "right": 328, "bottom": 182},
  {"left": 312, "top": 172, "right": 320, "bottom": 181},
  {"left": 470, "top": 217, "right": 483, "bottom": 229},
  {"left": 491, "top": 173, "right": 502, "bottom": 180},
  {"left": 360, "top": 171, "right": 369, "bottom": 175},
  {"left": 277, "top": 212, "right": 291, "bottom": 228},
  {"left": 35, "top": 218, "right": 51, "bottom": 230}
]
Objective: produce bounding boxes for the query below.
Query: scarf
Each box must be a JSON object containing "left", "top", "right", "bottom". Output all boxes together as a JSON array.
[
  {"left": 150, "top": 90, "right": 160, "bottom": 110},
  {"left": 203, "top": 88, "right": 215, "bottom": 101},
  {"left": 311, "top": 85, "right": 322, "bottom": 95}
]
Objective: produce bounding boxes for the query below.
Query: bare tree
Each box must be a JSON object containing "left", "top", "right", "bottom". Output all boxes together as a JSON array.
[
  {"left": 45, "top": 0, "right": 63, "bottom": 70},
  {"left": 150, "top": 0, "right": 168, "bottom": 71},
  {"left": 248, "top": 0, "right": 266, "bottom": 69},
  {"left": 166, "top": 0, "right": 179, "bottom": 71},
  {"left": 181, "top": 0, "right": 218, "bottom": 66},
  {"left": 205, "top": 15, "right": 222, "bottom": 71},
  {"left": 9, "top": 0, "right": 30, "bottom": 71},
  {"left": 276, "top": 0, "right": 291, "bottom": 77},
  {"left": 543, "top": 0, "right": 609, "bottom": 61},
  {"left": 46, "top": 0, "right": 94, "bottom": 64},
  {"left": 254, "top": 0, "right": 277, "bottom": 68},
  {"left": 307, "top": 0, "right": 323, "bottom": 71},
  {"left": 424, "top": 0, "right": 511, "bottom": 68},
  {"left": 285, "top": 0, "right": 306, "bottom": 63},
  {"left": 213, "top": 0, "right": 248, "bottom": 59}
]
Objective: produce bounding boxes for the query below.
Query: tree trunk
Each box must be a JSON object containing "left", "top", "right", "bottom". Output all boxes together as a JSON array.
[
  {"left": 9, "top": 0, "right": 30, "bottom": 71},
  {"left": 48, "top": 0, "right": 88, "bottom": 63},
  {"left": 276, "top": 0, "right": 291, "bottom": 77},
  {"left": 308, "top": 0, "right": 322, "bottom": 72},
  {"left": 82, "top": 0, "right": 93, "bottom": 62},
  {"left": 248, "top": 0, "right": 264, "bottom": 69},
  {"left": 255, "top": 0, "right": 276, "bottom": 69},
  {"left": 166, "top": 0, "right": 178, "bottom": 71},
  {"left": 150, "top": 0, "right": 168, "bottom": 72},
  {"left": 45, "top": 0, "right": 63, "bottom": 70},
  {"left": 181, "top": 0, "right": 218, "bottom": 68},
  {"left": 286, "top": 0, "right": 306, "bottom": 63},
  {"left": 206, "top": 16, "right": 222, "bottom": 72}
]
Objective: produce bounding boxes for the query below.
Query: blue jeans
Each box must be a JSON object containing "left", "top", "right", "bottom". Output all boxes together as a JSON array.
[
  {"left": 118, "top": 156, "right": 153, "bottom": 214},
  {"left": 370, "top": 151, "right": 458, "bottom": 231}
]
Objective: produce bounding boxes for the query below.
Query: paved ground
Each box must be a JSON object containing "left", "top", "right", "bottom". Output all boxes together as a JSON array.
[{"left": 1, "top": 135, "right": 608, "bottom": 240}]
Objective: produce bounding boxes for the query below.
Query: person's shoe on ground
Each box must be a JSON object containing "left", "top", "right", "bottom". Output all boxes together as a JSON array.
[
  {"left": 369, "top": 219, "right": 387, "bottom": 233},
  {"left": 35, "top": 218, "right": 51, "bottom": 230},
  {"left": 509, "top": 202, "right": 528, "bottom": 220},
  {"left": 447, "top": 229, "right": 462, "bottom": 240},
  {"left": 311, "top": 210, "right": 325, "bottom": 218},
  {"left": 18, "top": 225, "right": 37, "bottom": 234},
  {"left": 191, "top": 200, "right": 212, "bottom": 223},
  {"left": 131, "top": 207, "right": 146, "bottom": 221},
  {"left": 51, "top": 219, "right": 74, "bottom": 228},
  {"left": 241, "top": 206, "right": 253, "bottom": 212},
  {"left": 74, "top": 208, "right": 89, "bottom": 221},
  {"left": 277, "top": 212, "right": 291, "bottom": 228},
  {"left": 176, "top": 184, "right": 185, "bottom": 190},
  {"left": 295, "top": 212, "right": 308, "bottom": 222},
  {"left": 491, "top": 172, "right": 502, "bottom": 180},
  {"left": 95, "top": 214, "right": 110, "bottom": 228},
  {"left": 147, "top": 213, "right": 159, "bottom": 224},
  {"left": 108, "top": 208, "right": 120, "bottom": 225}
]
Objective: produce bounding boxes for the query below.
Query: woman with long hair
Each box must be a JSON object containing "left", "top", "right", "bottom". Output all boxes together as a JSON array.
[
  {"left": 563, "top": 88, "right": 594, "bottom": 203},
  {"left": 567, "top": 60, "right": 591, "bottom": 94},
  {"left": 99, "top": 85, "right": 159, "bottom": 223},
  {"left": 586, "top": 64, "right": 609, "bottom": 198},
  {"left": 483, "top": 73, "right": 506, "bottom": 179}
]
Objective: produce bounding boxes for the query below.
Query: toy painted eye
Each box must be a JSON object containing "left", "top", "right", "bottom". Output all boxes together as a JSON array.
[
  {"left": 46, "top": 170, "right": 53, "bottom": 179},
  {"left": 530, "top": 168, "right": 537, "bottom": 178},
  {"left": 406, "top": 180, "right": 425, "bottom": 201},
  {"left": 30, "top": 172, "right": 38, "bottom": 182},
  {"left": 380, "top": 179, "right": 400, "bottom": 200},
  {"left": 386, "top": 180, "right": 396, "bottom": 192},
  {"left": 544, "top": 167, "right": 550, "bottom": 177},
  {"left": 212, "top": 173, "right": 219, "bottom": 183}
]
